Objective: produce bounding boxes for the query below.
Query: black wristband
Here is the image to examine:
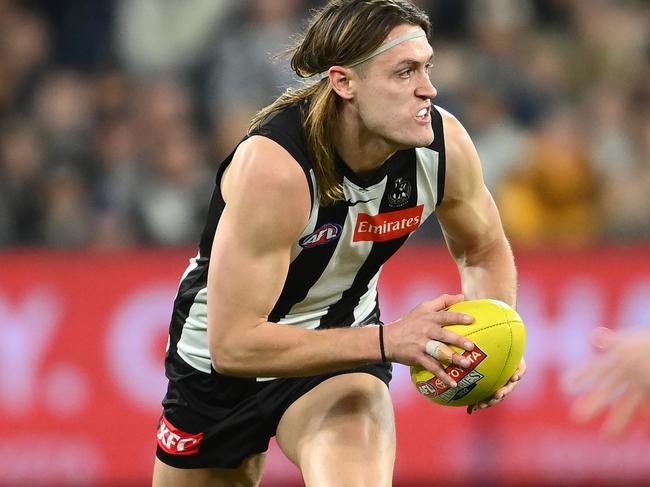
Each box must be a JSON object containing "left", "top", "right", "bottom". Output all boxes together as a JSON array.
[{"left": 379, "top": 324, "right": 387, "bottom": 363}]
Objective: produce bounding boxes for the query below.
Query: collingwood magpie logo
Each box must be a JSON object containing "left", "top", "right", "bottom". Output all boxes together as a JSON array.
[{"left": 387, "top": 178, "right": 411, "bottom": 207}]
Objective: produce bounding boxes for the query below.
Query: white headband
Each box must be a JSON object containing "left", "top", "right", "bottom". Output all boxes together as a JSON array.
[{"left": 317, "top": 28, "right": 427, "bottom": 79}]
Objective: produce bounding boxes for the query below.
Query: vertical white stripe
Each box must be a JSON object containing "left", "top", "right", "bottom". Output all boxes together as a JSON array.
[
  {"left": 176, "top": 287, "right": 212, "bottom": 373},
  {"left": 415, "top": 147, "right": 440, "bottom": 221},
  {"left": 351, "top": 271, "right": 381, "bottom": 326}
]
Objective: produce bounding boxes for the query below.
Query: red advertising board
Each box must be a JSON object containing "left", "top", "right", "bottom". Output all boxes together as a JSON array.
[{"left": 0, "top": 245, "right": 649, "bottom": 486}]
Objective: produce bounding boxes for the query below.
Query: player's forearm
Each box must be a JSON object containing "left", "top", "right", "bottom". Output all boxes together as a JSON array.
[
  {"left": 457, "top": 236, "right": 517, "bottom": 307},
  {"left": 210, "top": 322, "right": 383, "bottom": 377}
]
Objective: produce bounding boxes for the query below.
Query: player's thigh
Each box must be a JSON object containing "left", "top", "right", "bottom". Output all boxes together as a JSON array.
[
  {"left": 275, "top": 372, "right": 395, "bottom": 487},
  {"left": 152, "top": 453, "right": 266, "bottom": 487}
]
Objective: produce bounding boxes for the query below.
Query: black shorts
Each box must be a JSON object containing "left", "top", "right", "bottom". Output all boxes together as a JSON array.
[{"left": 155, "top": 354, "right": 392, "bottom": 469}]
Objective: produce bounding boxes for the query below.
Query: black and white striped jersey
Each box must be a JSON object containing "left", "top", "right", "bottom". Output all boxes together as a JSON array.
[{"left": 167, "top": 103, "right": 446, "bottom": 374}]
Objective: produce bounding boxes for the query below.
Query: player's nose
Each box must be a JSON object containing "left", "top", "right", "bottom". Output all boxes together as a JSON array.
[{"left": 417, "top": 73, "right": 437, "bottom": 100}]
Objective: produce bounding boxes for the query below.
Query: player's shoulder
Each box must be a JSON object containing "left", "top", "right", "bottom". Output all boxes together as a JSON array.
[
  {"left": 435, "top": 105, "right": 478, "bottom": 171},
  {"left": 435, "top": 106, "right": 471, "bottom": 147},
  {"left": 223, "top": 135, "right": 311, "bottom": 239},
  {"left": 433, "top": 106, "right": 484, "bottom": 203},
  {"left": 250, "top": 103, "right": 313, "bottom": 173},
  {"left": 251, "top": 104, "right": 306, "bottom": 148},
  {"left": 232, "top": 135, "right": 308, "bottom": 197}
]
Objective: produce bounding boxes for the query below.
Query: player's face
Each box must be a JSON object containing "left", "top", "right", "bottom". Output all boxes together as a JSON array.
[{"left": 354, "top": 24, "right": 437, "bottom": 149}]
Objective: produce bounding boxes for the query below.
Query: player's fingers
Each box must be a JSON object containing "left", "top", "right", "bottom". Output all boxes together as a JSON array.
[
  {"left": 487, "top": 382, "right": 517, "bottom": 406},
  {"left": 425, "top": 340, "right": 452, "bottom": 361},
  {"left": 571, "top": 366, "right": 599, "bottom": 389},
  {"left": 603, "top": 386, "right": 643, "bottom": 436},
  {"left": 473, "top": 396, "right": 502, "bottom": 411},
  {"left": 572, "top": 352, "right": 618, "bottom": 387},
  {"left": 469, "top": 400, "right": 494, "bottom": 413},
  {"left": 424, "top": 340, "right": 472, "bottom": 368},
  {"left": 572, "top": 339, "right": 627, "bottom": 389},
  {"left": 423, "top": 340, "right": 462, "bottom": 363},
  {"left": 511, "top": 358, "right": 527, "bottom": 381},
  {"left": 500, "top": 380, "right": 519, "bottom": 396},
  {"left": 468, "top": 360, "right": 526, "bottom": 414},
  {"left": 430, "top": 293, "right": 465, "bottom": 311},
  {"left": 470, "top": 380, "right": 520, "bottom": 413},
  {"left": 573, "top": 381, "right": 622, "bottom": 422},
  {"left": 487, "top": 388, "right": 511, "bottom": 406},
  {"left": 417, "top": 354, "right": 458, "bottom": 388},
  {"left": 436, "top": 327, "right": 474, "bottom": 352},
  {"left": 437, "top": 310, "right": 474, "bottom": 326},
  {"left": 451, "top": 352, "right": 472, "bottom": 369},
  {"left": 586, "top": 359, "right": 629, "bottom": 397}
]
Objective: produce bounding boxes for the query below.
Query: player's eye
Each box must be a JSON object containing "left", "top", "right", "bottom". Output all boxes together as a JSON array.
[{"left": 398, "top": 68, "right": 414, "bottom": 79}]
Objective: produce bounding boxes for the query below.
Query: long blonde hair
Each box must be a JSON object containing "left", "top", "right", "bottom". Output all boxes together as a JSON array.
[{"left": 249, "top": 0, "right": 431, "bottom": 206}]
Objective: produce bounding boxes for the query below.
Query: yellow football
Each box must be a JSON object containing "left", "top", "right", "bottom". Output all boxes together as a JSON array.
[{"left": 410, "top": 299, "right": 526, "bottom": 407}]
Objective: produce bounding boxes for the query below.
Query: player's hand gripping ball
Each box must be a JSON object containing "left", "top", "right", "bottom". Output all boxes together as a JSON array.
[{"left": 411, "top": 299, "right": 526, "bottom": 406}]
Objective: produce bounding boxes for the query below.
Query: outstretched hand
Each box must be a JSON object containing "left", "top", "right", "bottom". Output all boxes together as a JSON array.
[{"left": 570, "top": 327, "right": 650, "bottom": 435}]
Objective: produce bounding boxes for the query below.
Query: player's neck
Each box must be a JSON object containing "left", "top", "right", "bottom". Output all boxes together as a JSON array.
[{"left": 333, "top": 105, "right": 396, "bottom": 176}]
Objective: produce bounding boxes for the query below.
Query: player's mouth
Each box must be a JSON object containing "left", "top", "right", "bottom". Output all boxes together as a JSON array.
[{"left": 415, "top": 106, "right": 431, "bottom": 123}]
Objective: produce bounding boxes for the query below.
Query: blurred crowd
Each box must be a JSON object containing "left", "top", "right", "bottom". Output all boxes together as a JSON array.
[{"left": 0, "top": 0, "right": 648, "bottom": 249}]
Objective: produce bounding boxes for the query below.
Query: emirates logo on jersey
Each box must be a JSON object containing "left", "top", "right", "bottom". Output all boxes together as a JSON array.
[
  {"left": 353, "top": 205, "right": 424, "bottom": 242},
  {"left": 157, "top": 416, "right": 203, "bottom": 456},
  {"left": 299, "top": 223, "right": 343, "bottom": 248}
]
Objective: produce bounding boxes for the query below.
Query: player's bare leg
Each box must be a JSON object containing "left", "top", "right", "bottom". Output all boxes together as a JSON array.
[
  {"left": 151, "top": 452, "right": 266, "bottom": 487},
  {"left": 276, "top": 373, "right": 395, "bottom": 487}
]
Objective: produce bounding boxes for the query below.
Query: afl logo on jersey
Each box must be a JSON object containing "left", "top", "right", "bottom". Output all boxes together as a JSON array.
[{"left": 299, "top": 223, "right": 343, "bottom": 248}]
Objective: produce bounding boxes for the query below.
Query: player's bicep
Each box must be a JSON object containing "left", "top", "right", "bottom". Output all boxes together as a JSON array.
[
  {"left": 207, "top": 137, "right": 310, "bottom": 349},
  {"left": 208, "top": 206, "right": 289, "bottom": 329}
]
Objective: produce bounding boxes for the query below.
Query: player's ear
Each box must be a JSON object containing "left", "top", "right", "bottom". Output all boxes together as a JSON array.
[{"left": 327, "top": 66, "right": 355, "bottom": 100}]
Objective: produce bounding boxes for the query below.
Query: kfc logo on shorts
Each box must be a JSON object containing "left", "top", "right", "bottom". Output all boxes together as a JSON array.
[
  {"left": 157, "top": 416, "right": 203, "bottom": 456},
  {"left": 353, "top": 205, "right": 423, "bottom": 242}
]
